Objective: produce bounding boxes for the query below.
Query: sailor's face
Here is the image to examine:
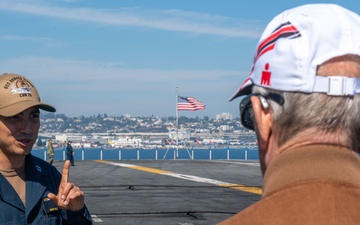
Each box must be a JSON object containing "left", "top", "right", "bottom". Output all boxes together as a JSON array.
[{"left": 0, "top": 107, "right": 40, "bottom": 157}]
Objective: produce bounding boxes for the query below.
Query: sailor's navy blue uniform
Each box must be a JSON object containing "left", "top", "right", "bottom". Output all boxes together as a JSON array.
[{"left": 0, "top": 154, "right": 92, "bottom": 224}]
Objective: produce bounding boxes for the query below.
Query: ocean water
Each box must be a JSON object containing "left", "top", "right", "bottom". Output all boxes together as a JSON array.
[{"left": 32, "top": 147, "right": 259, "bottom": 161}]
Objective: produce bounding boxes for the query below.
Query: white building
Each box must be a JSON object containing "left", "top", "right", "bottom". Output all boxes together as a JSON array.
[
  {"left": 108, "top": 137, "right": 142, "bottom": 148},
  {"left": 219, "top": 125, "right": 231, "bottom": 131},
  {"left": 216, "top": 113, "right": 232, "bottom": 121},
  {"left": 168, "top": 128, "right": 190, "bottom": 140}
]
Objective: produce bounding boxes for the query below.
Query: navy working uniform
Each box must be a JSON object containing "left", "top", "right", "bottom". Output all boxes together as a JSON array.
[
  {"left": 66, "top": 143, "right": 75, "bottom": 166},
  {"left": 0, "top": 154, "right": 92, "bottom": 224}
]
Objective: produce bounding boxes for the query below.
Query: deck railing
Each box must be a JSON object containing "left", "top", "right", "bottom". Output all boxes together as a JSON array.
[{"left": 32, "top": 147, "right": 259, "bottom": 161}]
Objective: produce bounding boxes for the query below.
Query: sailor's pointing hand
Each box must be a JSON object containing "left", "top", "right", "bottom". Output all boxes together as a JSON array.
[{"left": 47, "top": 160, "right": 85, "bottom": 211}]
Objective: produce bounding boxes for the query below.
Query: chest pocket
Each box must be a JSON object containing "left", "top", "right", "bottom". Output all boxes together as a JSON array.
[
  {"left": 41, "top": 198, "right": 61, "bottom": 225},
  {"left": 41, "top": 216, "right": 59, "bottom": 225}
]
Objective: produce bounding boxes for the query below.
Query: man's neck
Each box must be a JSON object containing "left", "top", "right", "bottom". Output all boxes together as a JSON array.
[
  {"left": 275, "top": 128, "right": 350, "bottom": 157},
  {"left": 0, "top": 151, "right": 27, "bottom": 206},
  {"left": 0, "top": 151, "right": 26, "bottom": 171}
]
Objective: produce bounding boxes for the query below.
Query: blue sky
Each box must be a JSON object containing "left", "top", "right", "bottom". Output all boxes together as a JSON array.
[{"left": 0, "top": 0, "right": 358, "bottom": 118}]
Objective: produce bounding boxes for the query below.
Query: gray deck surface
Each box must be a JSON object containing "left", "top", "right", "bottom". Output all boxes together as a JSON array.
[{"left": 53, "top": 159, "right": 262, "bottom": 225}]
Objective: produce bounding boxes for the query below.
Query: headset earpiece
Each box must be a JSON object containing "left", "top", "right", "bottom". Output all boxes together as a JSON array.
[{"left": 258, "top": 95, "right": 269, "bottom": 110}]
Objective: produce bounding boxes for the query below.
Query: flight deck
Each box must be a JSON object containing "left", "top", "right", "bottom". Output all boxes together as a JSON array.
[{"left": 53, "top": 159, "right": 262, "bottom": 225}]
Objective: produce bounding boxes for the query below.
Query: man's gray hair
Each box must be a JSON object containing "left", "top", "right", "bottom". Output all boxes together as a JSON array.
[{"left": 252, "top": 86, "right": 360, "bottom": 151}]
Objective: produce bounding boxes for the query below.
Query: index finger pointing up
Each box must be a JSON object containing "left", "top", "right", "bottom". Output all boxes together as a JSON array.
[{"left": 61, "top": 160, "right": 71, "bottom": 185}]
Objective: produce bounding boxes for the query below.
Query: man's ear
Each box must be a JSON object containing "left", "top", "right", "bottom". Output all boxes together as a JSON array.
[{"left": 251, "top": 96, "right": 273, "bottom": 150}]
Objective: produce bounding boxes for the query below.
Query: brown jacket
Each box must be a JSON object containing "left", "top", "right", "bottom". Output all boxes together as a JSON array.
[{"left": 218, "top": 144, "right": 360, "bottom": 225}]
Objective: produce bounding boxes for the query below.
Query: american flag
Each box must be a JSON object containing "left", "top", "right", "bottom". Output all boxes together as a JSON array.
[{"left": 177, "top": 96, "right": 206, "bottom": 111}]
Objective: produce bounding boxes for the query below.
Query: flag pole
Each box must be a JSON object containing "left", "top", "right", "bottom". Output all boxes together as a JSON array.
[
  {"left": 164, "top": 86, "right": 179, "bottom": 160},
  {"left": 176, "top": 86, "right": 179, "bottom": 157}
]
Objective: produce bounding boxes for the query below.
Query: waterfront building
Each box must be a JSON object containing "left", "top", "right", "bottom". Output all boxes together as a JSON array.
[{"left": 216, "top": 113, "right": 232, "bottom": 121}]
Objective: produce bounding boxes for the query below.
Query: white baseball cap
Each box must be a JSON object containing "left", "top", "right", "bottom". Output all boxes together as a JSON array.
[{"left": 230, "top": 4, "right": 360, "bottom": 101}]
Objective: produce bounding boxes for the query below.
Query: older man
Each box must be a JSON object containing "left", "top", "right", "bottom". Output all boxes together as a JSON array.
[{"left": 219, "top": 4, "right": 360, "bottom": 225}]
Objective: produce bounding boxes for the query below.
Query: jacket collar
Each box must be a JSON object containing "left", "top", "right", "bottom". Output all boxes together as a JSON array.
[
  {"left": 0, "top": 155, "right": 50, "bottom": 215},
  {"left": 24, "top": 154, "right": 50, "bottom": 217},
  {"left": 263, "top": 144, "right": 360, "bottom": 197}
]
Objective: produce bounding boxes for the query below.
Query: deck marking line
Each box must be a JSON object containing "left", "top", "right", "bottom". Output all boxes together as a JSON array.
[
  {"left": 91, "top": 214, "right": 103, "bottom": 222},
  {"left": 95, "top": 160, "right": 262, "bottom": 195}
]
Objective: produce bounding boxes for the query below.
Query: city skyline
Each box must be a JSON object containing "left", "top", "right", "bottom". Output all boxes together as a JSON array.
[
  {"left": 1, "top": 1, "right": 358, "bottom": 118},
  {"left": 42, "top": 111, "right": 235, "bottom": 120}
]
